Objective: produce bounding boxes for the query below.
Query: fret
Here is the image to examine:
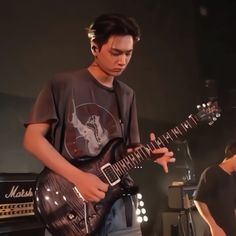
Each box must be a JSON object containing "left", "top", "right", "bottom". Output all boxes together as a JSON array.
[
  {"left": 150, "top": 140, "right": 159, "bottom": 150},
  {"left": 188, "top": 118, "right": 195, "bottom": 127},
  {"left": 161, "top": 134, "right": 169, "bottom": 144},
  {"left": 170, "top": 128, "right": 178, "bottom": 138},
  {"left": 123, "top": 156, "right": 134, "bottom": 168},
  {"left": 129, "top": 153, "right": 140, "bottom": 165},
  {"left": 126, "top": 154, "right": 134, "bottom": 166},
  {"left": 183, "top": 121, "right": 191, "bottom": 129},
  {"left": 185, "top": 120, "right": 192, "bottom": 128},
  {"left": 181, "top": 123, "right": 187, "bottom": 132},
  {"left": 172, "top": 127, "right": 182, "bottom": 136},
  {"left": 112, "top": 164, "right": 123, "bottom": 176},
  {"left": 134, "top": 152, "right": 143, "bottom": 162},
  {"left": 189, "top": 115, "right": 198, "bottom": 125},
  {"left": 155, "top": 138, "right": 164, "bottom": 147},
  {"left": 162, "top": 132, "right": 174, "bottom": 143},
  {"left": 179, "top": 126, "right": 187, "bottom": 135},
  {"left": 146, "top": 144, "right": 154, "bottom": 152},
  {"left": 146, "top": 146, "right": 152, "bottom": 153},
  {"left": 119, "top": 160, "right": 129, "bottom": 172},
  {"left": 116, "top": 162, "right": 126, "bottom": 175},
  {"left": 136, "top": 148, "right": 147, "bottom": 160},
  {"left": 166, "top": 132, "right": 174, "bottom": 141}
]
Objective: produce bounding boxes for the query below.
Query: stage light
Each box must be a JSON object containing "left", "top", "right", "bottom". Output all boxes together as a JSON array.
[
  {"left": 139, "top": 201, "right": 144, "bottom": 207},
  {"left": 137, "top": 193, "right": 142, "bottom": 199},
  {"left": 136, "top": 208, "right": 141, "bottom": 215},
  {"left": 136, "top": 192, "right": 149, "bottom": 223},
  {"left": 141, "top": 208, "right": 146, "bottom": 214},
  {"left": 137, "top": 216, "right": 143, "bottom": 223}
]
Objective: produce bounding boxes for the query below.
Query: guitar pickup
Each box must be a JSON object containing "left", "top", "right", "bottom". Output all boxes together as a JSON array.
[{"left": 100, "top": 163, "right": 121, "bottom": 186}]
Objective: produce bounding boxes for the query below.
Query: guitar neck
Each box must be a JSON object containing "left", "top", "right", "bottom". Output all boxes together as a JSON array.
[{"left": 112, "top": 114, "right": 199, "bottom": 177}]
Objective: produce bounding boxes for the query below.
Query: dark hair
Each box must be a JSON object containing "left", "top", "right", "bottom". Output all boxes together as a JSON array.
[
  {"left": 87, "top": 13, "right": 141, "bottom": 49},
  {"left": 224, "top": 141, "right": 236, "bottom": 160}
]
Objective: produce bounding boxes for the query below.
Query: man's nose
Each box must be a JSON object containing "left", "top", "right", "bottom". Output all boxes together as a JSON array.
[{"left": 118, "top": 54, "right": 127, "bottom": 65}]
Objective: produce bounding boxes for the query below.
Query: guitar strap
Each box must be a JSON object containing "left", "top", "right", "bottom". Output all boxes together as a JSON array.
[
  {"left": 113, "top": 79, "right": 126, "bottom": 146},
  {"left": 113, "top": 80, "right": 134, "bottom": 228},
  {"left": 123, "top": 196, "right": 133, "bottom": 227}
]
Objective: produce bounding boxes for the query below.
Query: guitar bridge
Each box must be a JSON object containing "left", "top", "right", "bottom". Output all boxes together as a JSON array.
[{"left": 100, "top": 163, "right": 120, "bottom": 186}]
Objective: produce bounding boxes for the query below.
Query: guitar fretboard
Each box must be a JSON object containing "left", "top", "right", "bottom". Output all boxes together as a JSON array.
[{"left": 111, "top": 114, "right": 198, "bottom": 177}]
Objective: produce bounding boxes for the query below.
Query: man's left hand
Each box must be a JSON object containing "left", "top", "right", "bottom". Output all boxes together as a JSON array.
[{"left": 150, "top": 132, "right": 175, "bottom": 173}]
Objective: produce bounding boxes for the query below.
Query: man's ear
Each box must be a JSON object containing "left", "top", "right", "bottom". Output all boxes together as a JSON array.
[
  {"left": 91, "top": 45, "right": 97, "bottom": 52},
  {"left": 90, "top": 42, "right": 98, "bottom": 56}
]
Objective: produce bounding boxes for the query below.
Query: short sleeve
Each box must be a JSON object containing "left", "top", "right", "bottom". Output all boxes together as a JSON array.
[
  {"left": 25, "top": 80, "right": 59, "bottom": 126},
  {"left": 194, "top": 167, "right": 216, "bottom": 204}
]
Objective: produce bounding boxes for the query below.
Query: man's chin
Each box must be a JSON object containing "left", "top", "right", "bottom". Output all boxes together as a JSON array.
[{"left": 110, "top": 71, "right": 123, "bottom": 76}]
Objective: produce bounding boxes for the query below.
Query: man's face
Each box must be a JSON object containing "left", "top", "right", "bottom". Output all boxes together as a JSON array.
[{"left": 94, "top": 35, "right": 134, "bottom": 77}]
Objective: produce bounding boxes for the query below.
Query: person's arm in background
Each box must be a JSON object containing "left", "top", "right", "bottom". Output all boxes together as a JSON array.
[
  {"left": 194, "top": 200, "right": 226, "bottom": 236},
  {"left": 24, "top": 123, "right": 108, "bottom": 202}
]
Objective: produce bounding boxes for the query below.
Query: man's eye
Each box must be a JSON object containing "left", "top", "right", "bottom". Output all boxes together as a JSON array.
[
  {"left": 110, "top": 51, "right": 132, "bottom": 56},
  {"left": 111, "top": 52, "right": 121, "bottom": 56}
]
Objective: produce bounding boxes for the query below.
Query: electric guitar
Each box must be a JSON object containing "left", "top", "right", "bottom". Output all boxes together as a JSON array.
[{"left": 34, "top": 102, "right": 220, "bottom": 236}]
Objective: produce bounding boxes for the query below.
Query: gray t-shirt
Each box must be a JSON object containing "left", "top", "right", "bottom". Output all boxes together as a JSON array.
[{"left": 27, "top": 68, "right": 140, "bottom": 162}]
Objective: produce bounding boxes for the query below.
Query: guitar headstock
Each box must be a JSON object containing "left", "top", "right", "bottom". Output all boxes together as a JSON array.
[{"left": 195, "top": 101, "right": 221, "bottom": 125}]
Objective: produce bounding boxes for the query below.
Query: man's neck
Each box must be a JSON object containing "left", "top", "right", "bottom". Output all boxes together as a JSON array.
[{"left": 88, "top": 64, "right": 114, "bottom": 88}]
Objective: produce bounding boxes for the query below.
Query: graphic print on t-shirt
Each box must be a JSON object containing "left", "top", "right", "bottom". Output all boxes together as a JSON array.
[{"left": 64, "top": 98, "right": 120, "bottom": 159}]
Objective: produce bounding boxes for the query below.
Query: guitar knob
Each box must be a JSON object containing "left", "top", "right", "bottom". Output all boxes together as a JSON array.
[
  {"left": 68, "top": 213, "right": 75, "bottom": 220},
  {"left": 79, "top": 220, "right": 85, "bottom": 228},
  {"left": 67, "top": 210, "right": 76, "bottom": 220}
]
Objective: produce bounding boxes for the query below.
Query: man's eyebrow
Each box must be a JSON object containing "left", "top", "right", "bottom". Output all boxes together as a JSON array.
[{"left": 110, "top": 48, "right": 133, "bottom": 53}]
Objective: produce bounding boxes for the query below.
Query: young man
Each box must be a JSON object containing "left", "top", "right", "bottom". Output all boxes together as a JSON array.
[
  {"left": 24, "top": 13, "right": 175, "bottom": 235},
  {"left": 194, "top": 141, "right": 236, "bottom": 236}
]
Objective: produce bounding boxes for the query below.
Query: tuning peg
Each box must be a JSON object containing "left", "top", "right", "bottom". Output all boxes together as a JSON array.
[
  {"left": 208, "top": 121, "right": 214, "bottom": 126},
  {"left": 207, "top": 101, "right": 212, "bottom": 106}
]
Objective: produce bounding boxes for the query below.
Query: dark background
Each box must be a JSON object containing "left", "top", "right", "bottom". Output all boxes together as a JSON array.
[{"left": 0, "top": 0, "right": 236, "bottom": 235}]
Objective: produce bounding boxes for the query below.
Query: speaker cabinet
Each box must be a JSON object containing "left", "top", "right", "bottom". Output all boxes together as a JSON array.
[
  {"left": 0, "top": 228, "right": 45, "bottom": 236},
  {"left": 168, "top": 184, "right": 197, "bottom": 210},
  {"left": 0, "top": 217, "right": 45, "bottom": 236}
]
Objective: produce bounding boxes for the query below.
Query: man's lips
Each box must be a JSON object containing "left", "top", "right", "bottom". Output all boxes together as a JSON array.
[{"left": 113, "top": 68, "right": 124, "bottom": 72}]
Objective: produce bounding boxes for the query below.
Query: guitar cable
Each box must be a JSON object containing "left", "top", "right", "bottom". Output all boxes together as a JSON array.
[
  {"left": 73, "top": 186, "right": 89, "bottom": 234},
  {"left": 83, "top": 201, "right": 89, "bottom": 234}
]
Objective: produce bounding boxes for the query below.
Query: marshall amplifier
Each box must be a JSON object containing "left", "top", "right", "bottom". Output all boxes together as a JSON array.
[
  {"left": 167, "top": 183, "right": 198, "bottom": 210},
  {"left": 0, "top": 173, "right": 45, "bottom": 236}
]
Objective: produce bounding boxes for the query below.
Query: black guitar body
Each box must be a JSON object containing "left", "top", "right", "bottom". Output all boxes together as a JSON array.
[{"left": 35, "top": 138, "right": 127, "bottom": 236}]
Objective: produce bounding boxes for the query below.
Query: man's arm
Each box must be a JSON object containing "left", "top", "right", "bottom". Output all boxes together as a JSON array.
[
  {"left": 24, "top": 123, "right": 108, "bottom": 202},
  {"left": 193, "top": 200, "right": 226, "bottom": 236}
]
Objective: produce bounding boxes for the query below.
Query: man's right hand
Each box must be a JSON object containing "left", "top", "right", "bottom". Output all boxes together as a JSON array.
[
  {"left": 73, "top": 171, "right": 109, "bottom": 202},
  {"left": 24, "top": 123, "right": 109, "bottom": 203}
]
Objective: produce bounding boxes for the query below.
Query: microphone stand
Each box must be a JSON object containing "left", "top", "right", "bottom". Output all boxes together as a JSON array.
[{"left": 183, "top": 193, "right": 196, "bottom": 236}]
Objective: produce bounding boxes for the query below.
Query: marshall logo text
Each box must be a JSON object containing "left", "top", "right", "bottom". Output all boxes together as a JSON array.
[{"left": 5, "top": 185, "right": 33, "bottom": 198}]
